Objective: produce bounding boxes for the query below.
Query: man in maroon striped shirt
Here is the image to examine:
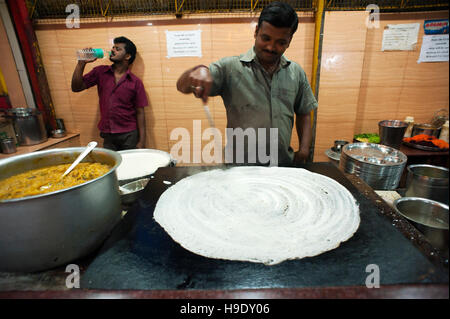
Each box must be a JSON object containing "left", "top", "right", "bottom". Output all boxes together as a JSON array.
[{"left": 71, "top": 36, "right": 148, "bottom": 150}]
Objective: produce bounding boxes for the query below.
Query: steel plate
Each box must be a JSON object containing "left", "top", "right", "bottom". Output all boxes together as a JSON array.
[
  {"left": 403, "top": 141, "right": 449, "bottom": 152},
  {"left": 325, "top": 148, "right": 341, "bottom": 161}
]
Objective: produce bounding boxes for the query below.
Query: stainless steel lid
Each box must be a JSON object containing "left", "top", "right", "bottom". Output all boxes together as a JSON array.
[
  {"left": 5, "top": 108, "right": 41, "bottom": 117},
  {"left": 0, "top": 137, "right": 14, "bottom": 143}
]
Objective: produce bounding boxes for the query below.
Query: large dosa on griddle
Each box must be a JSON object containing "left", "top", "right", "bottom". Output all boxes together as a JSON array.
[{"left": 154, "top": 166, "right": 360, "bottom": 265}]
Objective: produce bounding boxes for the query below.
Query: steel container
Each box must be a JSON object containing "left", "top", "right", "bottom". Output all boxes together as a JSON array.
[
  {"left": 0, "top": 147, "right": 122, "bottom": 272},
  {"left": 0, "top": 137, "right": 17, "bottom": 154},
  {"left": 411, "top": 123, "right": 441, "bottom": 138},
  {"left": 405, "top": 164, "right": 449, "bottom": 205},
  {"left": 120, "top": 178, "right": 150, "bottom": 205},
  {"left": 339, "top": 143, "right": 407, "bottom": 190},
  {"left": 393, "top": 197, "right": 448, "bottom": 251},
  {"left": 3, "top": 108, "right": 48, "bottom": 146},
  {"left": 378, "top": 120, "right": 408, "bottom": 149},
  {"left": 0, "top": 118, "right": 18, "bottom": 145}
]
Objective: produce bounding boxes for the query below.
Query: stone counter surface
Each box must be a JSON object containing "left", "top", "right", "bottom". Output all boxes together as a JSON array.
[{"left": 0, "top": 164, "right": 448, "bottom": 299}]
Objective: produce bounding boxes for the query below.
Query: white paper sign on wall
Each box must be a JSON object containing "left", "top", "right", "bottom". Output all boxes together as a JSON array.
[
  {"left": 418, "top": 34, "right": 449, "bottom": 63},
  {"left": 165, "top": 30, "right": 202, "bottom": 58},
  {"left": 381, "top": 23, "right": 420, "bottom": 51}
]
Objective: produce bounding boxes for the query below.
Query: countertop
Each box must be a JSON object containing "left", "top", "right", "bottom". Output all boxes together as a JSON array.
[
  {"left": 0, "top": 163, "right": 448, "bottom": 299},
  {"left": 400, "top": 144, "right": 449, "bottom": 157},
  {"left": 0, "top": 133, "right": 80, "bottom": 159}
]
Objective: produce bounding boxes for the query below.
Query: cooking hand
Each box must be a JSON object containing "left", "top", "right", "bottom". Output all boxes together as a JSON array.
[{"left": 189, "top": 66, "right": 212, "bottom": 103}]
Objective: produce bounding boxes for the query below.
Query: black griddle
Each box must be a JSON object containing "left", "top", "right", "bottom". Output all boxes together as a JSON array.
[{"left": 81, "top": 163, "right": 449, "bottom": 290}]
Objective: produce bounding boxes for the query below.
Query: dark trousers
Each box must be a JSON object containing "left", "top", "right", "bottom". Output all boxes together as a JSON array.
[{"left": 100, "top": 130, "right": 139, "bottom": 151}]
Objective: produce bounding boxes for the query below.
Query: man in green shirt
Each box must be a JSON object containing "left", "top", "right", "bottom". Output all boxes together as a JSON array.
[{"left": 177, "top": 1, "right": 318, "bottom": 165}]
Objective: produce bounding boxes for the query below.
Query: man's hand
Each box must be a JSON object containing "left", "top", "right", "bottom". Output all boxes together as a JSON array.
[
  {"left": 136, "top": 140, "right": 145, "bottom": 149},
  {"left": 72, "top": 47, "right": 99, "bottom": 92},
  {"left": 294, "top": 148, "right": 309, "bottom": 165},
  {"left": 177, "top": 65, "right": 212, "bottom": 103},
  {"left": 294, "top": 112, "right": 313, "bottom": 165},
  {"left": 136, "top": 108, "right": 146, "bottom": 149},
  {"left": 79, "top": 47, "right": 97, "bottom": 63}
]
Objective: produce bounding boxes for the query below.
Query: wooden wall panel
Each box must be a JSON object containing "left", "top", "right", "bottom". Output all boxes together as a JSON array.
[
  {"left": 354, "top": 86, "right": 403, "bottom": 133},
  {"left": 360, "top": 51, "right": 409, "bottom": 87},
  {"left": 35, "top": 30, "right": 77, "bottom": 133},
  {"left": 36, "top": 13, "right": 315, "bottom": 164},
  {"left": 35, "top": 10, "right": 448, "bottom": 165},
  {"left": 356, "top": 11, "right": 449, "bottom": 140},
  {"left": 114, "top": 27, "right": 165, "bottom": 89},
  {"left": 0, "top": 15, "right": 27, "bottom": 107},
  {"left": 398, "top": 86, "right": 449, "bottom": 122},
  {"left": 314, "top": 11, "right": 368, "bottom": 162},
  {"left": 211, "top": 22, "right": 256, "bottom": 61}
]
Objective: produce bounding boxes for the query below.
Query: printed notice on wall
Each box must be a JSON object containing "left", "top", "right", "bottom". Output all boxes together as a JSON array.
[
  {"left": 418, "top": 34, "right": 449, "bottom": 63},
  {"left": 166, "top": 30, "right": 202, "bottom": 58},
  {"left": 381, "top": 23, "right": 420, "bottom": 51}
]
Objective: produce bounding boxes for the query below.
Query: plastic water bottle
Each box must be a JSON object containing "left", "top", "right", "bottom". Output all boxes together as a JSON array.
[
  {"left": 76, "top": 48, "right": 108, "bottom": 60},
  {"left": 439, "top": 120, "right": 449, "bottom": 143},
  {"left": 403, "top": 116, "right": 414, "bottom": 138}
]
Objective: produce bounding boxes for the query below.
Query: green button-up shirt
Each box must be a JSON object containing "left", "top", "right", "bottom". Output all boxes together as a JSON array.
[{"left": 209, "top": 47, "right": 318, "bottom": 165}]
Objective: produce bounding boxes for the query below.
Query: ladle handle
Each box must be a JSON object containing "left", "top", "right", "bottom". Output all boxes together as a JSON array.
[
  {"left": 62, "top": 141, "right": 98, "bottom": 178},
  {"left": 203, "top": 103, "right": 215, "bottom": 128}
]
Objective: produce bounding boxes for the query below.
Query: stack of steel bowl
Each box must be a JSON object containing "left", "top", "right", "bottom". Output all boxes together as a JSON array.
[{"left": 339, "top": 143, "right": 407, "bottom": 190}]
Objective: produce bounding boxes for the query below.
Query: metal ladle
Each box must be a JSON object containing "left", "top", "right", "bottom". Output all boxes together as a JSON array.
[
  {"left": 40, "top": 141, "right": 98, "bottom": 190},
  {"left": 61, "top": 141, "right": 98, "bottom": 178}
]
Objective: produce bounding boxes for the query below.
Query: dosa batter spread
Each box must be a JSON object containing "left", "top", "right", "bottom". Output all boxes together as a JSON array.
[{"left": 154, "top": 166, "right": 360, "bottom": 265}]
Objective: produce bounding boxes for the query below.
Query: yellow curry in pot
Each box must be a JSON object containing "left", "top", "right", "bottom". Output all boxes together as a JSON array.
[{"left": 0, "top": 163, "right": 111, "bottom": 200}]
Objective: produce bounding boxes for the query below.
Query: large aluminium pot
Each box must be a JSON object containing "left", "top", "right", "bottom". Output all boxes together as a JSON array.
[
  {"left": 0, "top": 147, "right": 122, "bottom": 272},
  {"left": 2, "top": 107, "right": 48, "bottom": 146}
]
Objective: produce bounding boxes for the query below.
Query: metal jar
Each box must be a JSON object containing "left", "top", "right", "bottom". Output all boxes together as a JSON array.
[
  {"left": 0, "top": 118, "right": 18, "bottom": 145},
  {"left": 411, "top": 123, "right": 441, "bottom": 138},
  {"left": 0, "top": 137, "right": 17, "bottom": 154},
  {"left": 4, "top": 107, "right": 48, "bottom": 146},
  {"left": 405, "top": 164, "right": 449, "bottom": 205},
  {"left": 378, "top": 120, "right": 408, "bottom": 149},
  {"left": 339, "top": 143, "right": 407, "bottom": 190},
  {"left": 0, "top": 147, "right": 122, "bottom": 272}
]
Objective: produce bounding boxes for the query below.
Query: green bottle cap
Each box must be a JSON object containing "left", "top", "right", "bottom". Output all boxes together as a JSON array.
[{"left": 93, "top": 48, "right": 104, "bottom": 59}]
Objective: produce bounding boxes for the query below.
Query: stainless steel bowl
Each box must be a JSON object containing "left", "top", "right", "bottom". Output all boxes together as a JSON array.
[
  {"left": 0, "top": 147, "right": 122, "bottom": 272},
  {"left": 405, "top": 164, "right": 449, "bottom": 205},
  {"left": 51, "top": 129, "right": 67, "bottom": 138},
  {"left": 332, "top": 140, "right": 349, "bottom": 153},
  {"left": 412, "top": 123, "right": 441, "bottom": 138},
  {"left": 393, "top": 197, "right": 449, "bottom": 251},
  {"left": 120, "top": 178, "right": 150, "bottom": 205}
]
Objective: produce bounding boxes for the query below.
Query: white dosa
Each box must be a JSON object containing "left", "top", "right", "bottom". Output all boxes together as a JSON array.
[{"left": 154, "top": 166, "right": 360, "bottom": 265}]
